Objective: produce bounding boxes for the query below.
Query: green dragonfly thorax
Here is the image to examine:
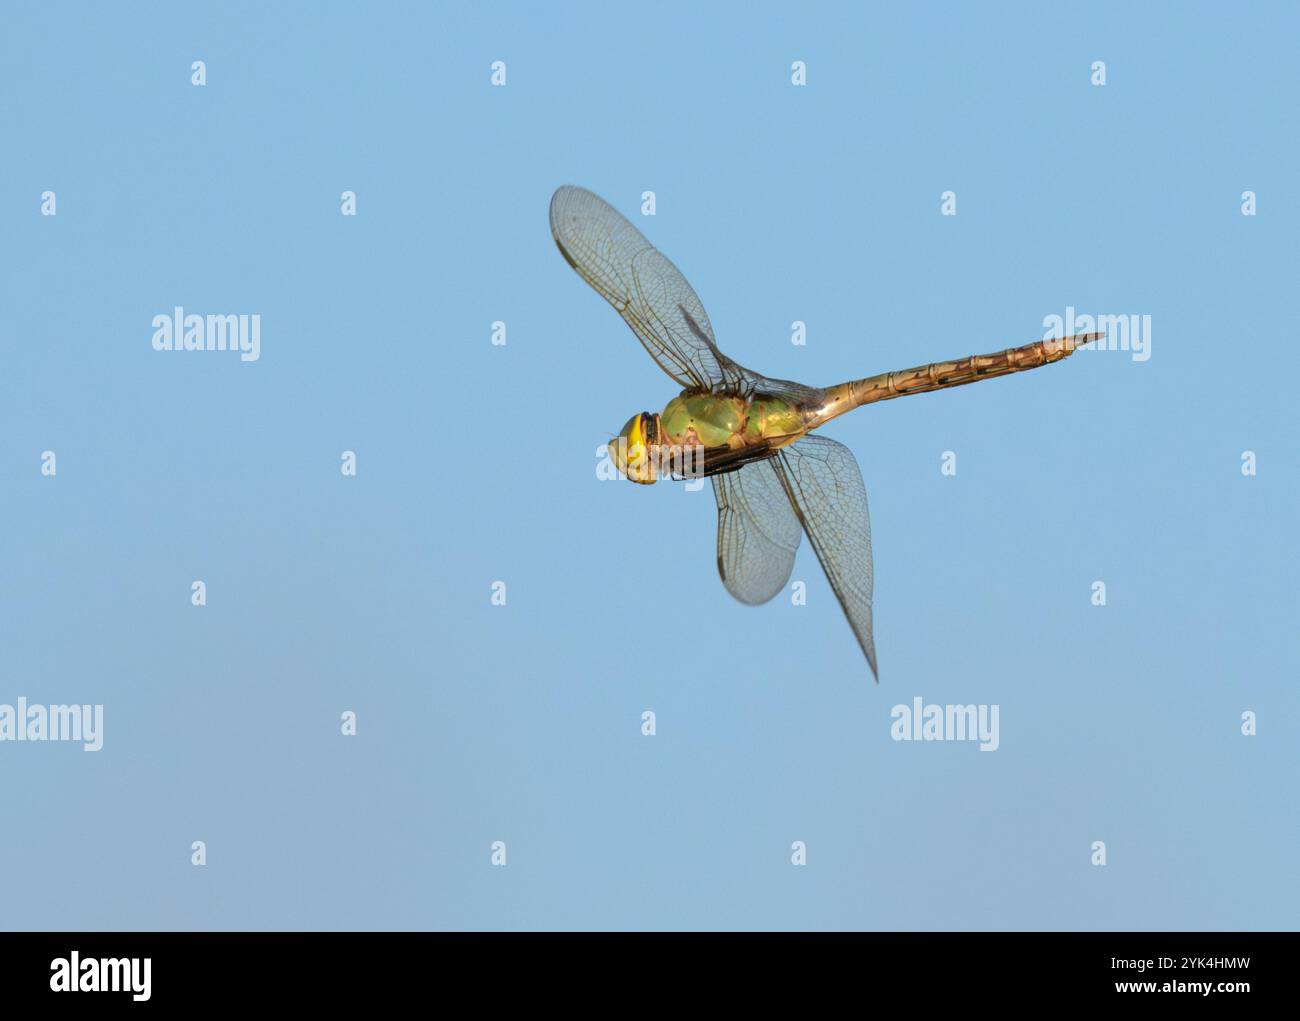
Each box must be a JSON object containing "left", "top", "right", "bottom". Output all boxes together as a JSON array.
[
  {"left": 609, "top": 393, "right": 807, "bottom": 485},
  {"left": 660, "top": 394, "right": 746, "bottom": 447},
  {"left": 660, "top": 393, "right": 805, "bottom": 448}
]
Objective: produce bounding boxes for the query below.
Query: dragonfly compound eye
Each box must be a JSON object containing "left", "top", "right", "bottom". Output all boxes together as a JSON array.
[{"left": 610, "top": 412, "right": 659, "bottom": 485}]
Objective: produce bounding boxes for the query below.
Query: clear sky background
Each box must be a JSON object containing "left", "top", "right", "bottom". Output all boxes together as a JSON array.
[{"left": 2, "top": 2, "right": 1296, "bottom": 930}]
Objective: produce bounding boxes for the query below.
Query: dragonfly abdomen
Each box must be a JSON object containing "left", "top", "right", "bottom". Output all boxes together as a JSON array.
[{"left": 807, "top": 332, "right": 1103, "bottom": 430}]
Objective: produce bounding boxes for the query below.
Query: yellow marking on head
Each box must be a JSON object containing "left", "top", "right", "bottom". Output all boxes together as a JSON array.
[{"left": 611, "top": 412, "right": 660, "bottom": 484}]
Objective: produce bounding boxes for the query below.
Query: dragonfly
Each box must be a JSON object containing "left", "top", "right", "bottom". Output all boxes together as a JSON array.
[{"left": 550, "top": 185, "right": 1099, "bottom": 679}]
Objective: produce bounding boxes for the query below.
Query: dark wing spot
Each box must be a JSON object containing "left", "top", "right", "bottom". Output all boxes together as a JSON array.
[{"left": 677, "top": 304, "right": 711, "bottom": 346}]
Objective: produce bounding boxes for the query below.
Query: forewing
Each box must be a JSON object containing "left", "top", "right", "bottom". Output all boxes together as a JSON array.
[
  {"left": 550, "top": 186, "right": 828, "bottom": 403},
  {"left": 712, "top": 460, "right": 802, "bottom": 606},
  {"left": 550, "top": 185, "right": 726, "bottom": 390},
  {"left": 772, "top": 435, "right": 878, "bottom": 678}
]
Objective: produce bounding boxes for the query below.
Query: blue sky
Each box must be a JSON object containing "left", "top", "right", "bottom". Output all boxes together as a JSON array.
[{"left": 1, "top": 1, "right": 1296, "bottom": 930}]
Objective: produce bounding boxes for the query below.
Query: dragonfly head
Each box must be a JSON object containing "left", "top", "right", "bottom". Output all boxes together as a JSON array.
[{"left": 610, "top": 411, "right": 663, "bottom": 484}]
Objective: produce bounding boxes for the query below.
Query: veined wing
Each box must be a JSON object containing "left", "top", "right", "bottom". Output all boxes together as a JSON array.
[
  {"left": 712, "top": 460, "right": 802, "bottom": 606},
  {"left": 771, "top": 435, "right": 878, "bottom": 678},
  {"left": 550, "top": 186, "right": 823, "bottom": 404}
]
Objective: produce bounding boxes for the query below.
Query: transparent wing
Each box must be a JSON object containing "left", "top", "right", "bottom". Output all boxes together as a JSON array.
[
  {"left": 771, "top": 435, "right": 878, "bottom": 678},
  {"left": 550, "top": 186, "right": 824, "bottom": 403},
  {"left": 712, "top": 460, "right": 802, "bottom": 606}
]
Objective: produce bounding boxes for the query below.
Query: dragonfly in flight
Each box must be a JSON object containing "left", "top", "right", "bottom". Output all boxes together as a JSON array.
[{"left": 551, "top": 185, "right": 1098, "bottom": 678}]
